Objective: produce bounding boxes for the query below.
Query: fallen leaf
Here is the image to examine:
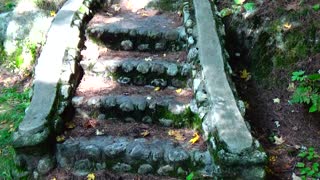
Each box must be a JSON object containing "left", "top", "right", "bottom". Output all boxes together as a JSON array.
[
  {"left": 189, "top": 132, "right": 200, "bottom": 144},
  {"left": 9, "top": 124, "right": 15, "bottom": 132},
  {"left": 56, "top": 135, "right": 65, "bottom": 143},
  {"left": 269, "top": 155, "right": 277, "bottom": 163},
  {"left": 283, "top": 22, "right": 292, "bottom": 30},
  {"left": 163, "top": 54, "right": 167, "bottom": 57},
  {"left": 87, "top": 173, "right": 95, "bottom": 180},
  {"left": 244, "top": 101, "right": 250, "bottom": 109},
  {"left": 141, "top": 13, "right": 148, "bottom": 17},
  {"left": 287, "top": 83, "right": 295, "bottom": 92},
  {"left": 175, "top": 88, "right": 182, "bottom": 94},
  {"left": 84, "top": 119, "right": 98, "bottom": 128},
  {"left": 96, "top": 129, "right": 104, "bottom": 136},
  {"left": 140, "top": 130, "right": 150, "bottom": 137},
  {"left": 50, "top": 178, "right": 57, "bottom": 180},
  {"left": 273, "top": 98, "right": 281, "bottom": 104},
  {"left": 285, "top": 2, "right": 299, "bottom": 11},
  {"left": 50, "top": 11, "right": 56, "bottom": 17},
  {"left": 0, "top": 120, "right": 7, "bottom": 125},
  {"left": 66, "top": 121, "right": 76, "bottom": 129},
  {"left": 144, "top": 57, "right": 152, "bottom": 61},
  {"left": 154, "top": 87, "right": 161, "bottom": 91},
  {"left": 274, "top": 136, "right": 285, "bottom": 145},
  {"left": 292, "top": 173, "right": 301, "bottom": 180},
  {"left": 240, "top": 69, "right": 251, "bottom": 81},
  {"left": 168, "top": 130, "right": 186, "bottom": 141}
]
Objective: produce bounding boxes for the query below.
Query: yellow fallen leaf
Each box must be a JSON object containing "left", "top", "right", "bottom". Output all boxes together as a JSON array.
[
  {"left": 9, "top": 124, "right": 15, "bottom": 132},
  {"left": 189, "top": 132, "right": 200, "bottom": 144},
  {"left": 168, "top": 130, "right": 185, "bottom": 141},
  {"left": 141, "top": 13, "right": 148, "bottom": 17},
  {"left": 273, "top": 98, "right": 281, "bottom": 104},
  {"left": 140, "top": 130, "right": 150, "bottom": 137},
  {"left": 51, "top": 178, "right": 57, "bottom": 180},
  {"left": 274, "top": 136, "right": 285, "bottom": 145},
  {"left": 50, "top": 11, "right": 56, "bottom": 17},
  {"left": 154, "top": 87, "right": 160, "bottom": 91},
  {"left": 287, "top": 83, "right": 295, "bottom": 92},
  {"left": 240, "top": 69, "right": 251, "bottom": 81},
  {"left": 56, "top": 135, "right": 65, "bottom": 143},
  {"left": 283, "top": 22, "right": 292, "bottom": 30},
  {"left": 87, "top": 173, "right": 95, "bottom": 180},
  {"left": 175, "top": 88, "right": 182, "bottom": 94},
  {"left": 66, "top": 121, "right": 76, "bottom": 129}
]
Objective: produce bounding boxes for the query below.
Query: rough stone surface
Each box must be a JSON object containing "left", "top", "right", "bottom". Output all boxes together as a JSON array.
[
  {"left": 166, "top": 64, "right": 178, "bottom": 76},
  {"left": 157, "top": 165, "right": 174, "bottom": 176},
  {"left": 122, "top": 61, "right": 135, "bottom": 72},
  {"left": 37, "top": 156, "right": 55, "bottom": 175},
  {"left": 159, "top": 118, "right": 173, "bottom": 127},
  {"left": 121, "top": 40, "right": 133, "bottom": 50},
  {"left": 112, "top": 163, "right": 132, "bottom": 172},
  {"left": 137, "top": 44, "right": 150, "bottom": 51},
  {"left": 136, "top": 61, "right": 150, "bottom": 74},
  {"left": 0, "top": 12, "right": 12, "bottom": 44},
  {"left": 193, "top": 0, "right": 253, "bottom": 154},
  {"left": 138, "top": 164, "right": 153, "bottom": 174}
]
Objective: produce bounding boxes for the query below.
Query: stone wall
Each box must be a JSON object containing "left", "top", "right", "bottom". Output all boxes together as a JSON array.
[{"left": 12, "top": 0, "right": 111, "bottom": 178}]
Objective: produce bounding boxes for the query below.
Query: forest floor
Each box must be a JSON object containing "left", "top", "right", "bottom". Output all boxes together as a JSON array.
[{"left": 217, "top": 0, "right": 320, "bottom": 179}]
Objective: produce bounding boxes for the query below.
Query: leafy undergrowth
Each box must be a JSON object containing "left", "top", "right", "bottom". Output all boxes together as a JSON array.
[
  {"left": 0, "top": 0, "right": 16, "bottom": 13},
  {"left": 216, "top": 0, "right": 320, "bottom": 179},
  {"left": 0, "top": 87, "right": 30, "bottom": 179}
]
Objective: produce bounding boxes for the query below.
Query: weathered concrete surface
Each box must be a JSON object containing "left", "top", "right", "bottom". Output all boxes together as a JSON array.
[
  {"left": 193, "top": 0, "right": 253, "bottom": 154},
  {"left": 13, "top": 0, "right": 84, "bottom": 147}
]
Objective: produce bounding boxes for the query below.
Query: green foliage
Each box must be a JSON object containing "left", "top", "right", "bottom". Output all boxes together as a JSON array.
[
  {"left": 243, "top": 2, "right": 256, "bottom": 12},
  {"left": 0, "top": 0, "right": 16, "bottom": 13},
  {"left": 186, "top": 172, "right": 194, "bottom": 180},
  {"left": 312, "top": 4, "right": 320, "bottom": 11},
  {"left": 0, "top": 87, "right": 30, "bottom": 179},
  {"left": 296, "top": 147, "right": 320, "bottom": 179},
  {"left": 219, "top": 1, "right": 256, "bottom": 17},
  {"left": 291, "top": 70, "right": 320, "bottom": 112}
]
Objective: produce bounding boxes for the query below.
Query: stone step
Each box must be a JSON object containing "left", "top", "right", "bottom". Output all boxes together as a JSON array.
[
  {"left": 56, "top": 135, "right": 213, "bottom": 177},
  {"left": 86, "top": 8, "right": 186, "bottom": 51},
  {"left": 80, "top": 58, "right": 192, "bottom": 88},
  {"left": 72, "top": 88, "right": 197, "bottom": 127}
]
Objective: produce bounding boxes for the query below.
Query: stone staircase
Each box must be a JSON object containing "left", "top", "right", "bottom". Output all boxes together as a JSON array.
[
  {"left": 12, "top": 0, "right": 267, "bottom": 179},
  {"left": 54, "top": 0, "right": 214, "bottom": 178}
]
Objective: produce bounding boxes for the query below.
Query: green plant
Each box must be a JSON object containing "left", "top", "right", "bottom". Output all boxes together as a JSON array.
[
  {"left": 296, "top": 147, "right": 320, "bottom": 180},
  {"left": 290, "top": 70, "right": 320, "bottom": 112},
  {"left": 186, "top": 172, "right": 194, "bottom": 180},
  {"left": 0, "top": 87, "right": 30, "bottom": 179},
  {"left": 218, "top": 1, "right": 256, "bottom": 17}
]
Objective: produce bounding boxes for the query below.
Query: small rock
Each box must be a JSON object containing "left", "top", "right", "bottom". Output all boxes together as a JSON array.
[
  {"left": 133, "top": 97, "right": 147, "bottom": 111},
  {"left": 81, "top": 145, "right": 101, "bottom": 160},
  {"left": 171, "top": 78, "right": 185, "bottom": 87},
  {"left": 165, "top": 30, "right": 179, "bottom": 41},
  {"left": 187, "top": 47, "right": 198, "bottom": 62},
  {"left": 142, "top": 116, "right": 152, "bottom": 124},
  {"left": 185, "top": 19, "right": 193, "bottom": 28},
  {"left": 188, "top": 36, "right": 195, "bottom": 45},
  {"left": 121, "top": 61, "right": 135, "bottom": 72},
  {"left": 37, "top": 156, "right": 55, "bottom": 175},
  {"left": 151, "top": 79, "right": 167, "bottom": 87},
  {"left": 117, "top": 96, "right": 134, "bottom": 112},
  {"left": 121, "top": 40, "right": 133, "bottom": 50},
  {"left": 177, "top": 26, "right": 187, "bottom": 40},
  {"left": 198, "top": 106, "right": 209, "bottom": 119},
  {"left": 103, "top": 142, "right": 127, "bottom": 157},
  {"left": 155, "top": 42, "right": 166, "bottom": 51},
  {"left": 190, "top": 99, "right": 198, "bottom": 113},
  {"left": 103, "top": 96, "right": 117, "bottom": 108},
  {"left": 193, "top": 78, "right": 201, "bottom": 92},
  {"left": 168, "top": 149, "right": 189, "bottom": 162},
  {"left": 177, "top": 167, "right": 186, "bottom": 176},
  {"left": 137, "top": 61, "right": 150, "bottom": 74},
  {"left": 87, "top": 97, "right": 101, "bottom": 107},
  {"left": 166, "top": 64, "right": 178, "bottom": 76},
  {"left": 129, "top": 144, "right": 150, "bottom": 160},
  {"left": 187, "top": 28, "right": 193, "bottom": 35},
  {"left": 137, "top": 44, "right": 150, "bottom": 51},
  {"left": 181, "top": 64, "right": 192, "bottom": 76},
  {"left": 112, "top": 163, "right": 132, "bottom": 172},
  {"left": 72, "top": 96, "right": 84, "bottom": 107},
  {"left": 73, "top": 159, "right": 93, "bottom": 176},
  {"left": 159, "top": 118, "right": 173, "bottom": 127},
  {"left": 97, "top": 114, "right": 106, "bottom": 121},
  {"left": 138, "top": 164, "right": 153, "bottom": 174},
  {"left": 61, "top": 85, "right": 71, "bottom": 99},
  {"left": 150, "top": 63, "right": 165, "bottom": 74},
  {"left": 157, "top": 165, "right": 174, "bottom": 176},
  {"left": 117, "top": 76, "right": 131, "bottom": 84},
  {"left": 133, "top": 75, "right": 146, "bottom": 85},
  {"left": 196, "top": 91, "right": 208, "bottom": 103}
]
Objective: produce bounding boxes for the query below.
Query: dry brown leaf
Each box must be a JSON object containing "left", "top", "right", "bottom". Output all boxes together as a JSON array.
[
  {"left": 140, "top": 130, "right": 150, "bottom": 137},
  {"left": 274, "top": 136, "right": 285, "bottom": 145},
  {"left": 84, "top": 119, "right": 98, "bottom": 128},
  {"left": 66, "top": 121, "right": 76, "bottom": 129},
  {"left": 168, "top": 130, "right": 186, "bottom": 141}
]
